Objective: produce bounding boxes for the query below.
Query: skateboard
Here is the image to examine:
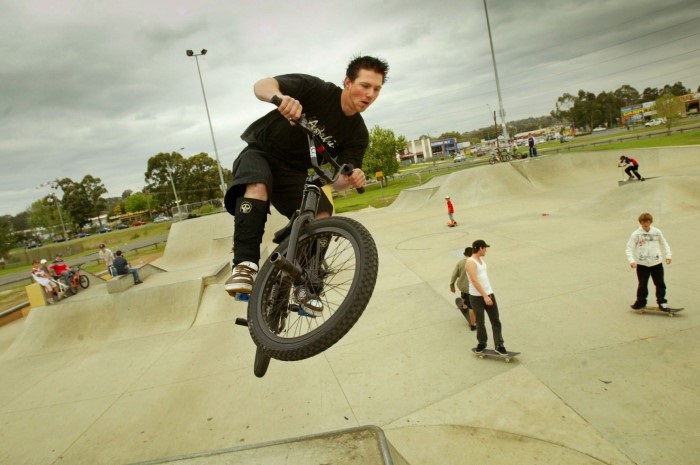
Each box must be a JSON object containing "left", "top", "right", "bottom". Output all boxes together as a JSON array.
[
  {"left": 472, "top": 348, "right": 520, "bottom": 363},
  {"left": 631, "top": 306, "right": 684, "bottom": 317},
  {"left": 455, "top": 297, "right": 473, "bottom": 323},
  {"left": 447, "top": 220, "right": 457, "bottom": 227}
]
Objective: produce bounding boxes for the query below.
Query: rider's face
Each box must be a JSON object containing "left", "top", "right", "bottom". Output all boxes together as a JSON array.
[{"left": 341, "top": 69, "right": 383, "bottom": 115}]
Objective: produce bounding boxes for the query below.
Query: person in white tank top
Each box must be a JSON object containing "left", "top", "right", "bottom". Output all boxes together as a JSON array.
[{"left": 466, "top": 239, "right": 507, "bottom": 355}]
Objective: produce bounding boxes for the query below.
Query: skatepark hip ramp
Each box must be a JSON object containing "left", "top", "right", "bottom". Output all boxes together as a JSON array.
[{"left": 0, "top": 146, "right": 698, "bottom": 465}]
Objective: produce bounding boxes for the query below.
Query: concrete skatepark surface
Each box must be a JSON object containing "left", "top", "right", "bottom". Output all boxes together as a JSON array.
[{"left": 1, "top": 147, "right": 698, "bottom": 464}]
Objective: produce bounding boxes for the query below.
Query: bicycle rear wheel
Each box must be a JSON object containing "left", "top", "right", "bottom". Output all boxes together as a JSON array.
[
  {"left": 79, "top": 274, "right": 90, "bottom": 289},
  {"left": 248, "top": 216, "right": 378, "bottom": 361}
]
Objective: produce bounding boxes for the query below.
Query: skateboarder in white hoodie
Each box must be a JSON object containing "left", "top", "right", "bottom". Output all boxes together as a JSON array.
[{"left": 626, "top": 212, "right": 672, "bottom": 311}]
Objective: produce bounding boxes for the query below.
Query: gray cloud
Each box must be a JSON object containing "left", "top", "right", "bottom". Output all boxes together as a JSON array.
[{"left": 1, "top": 0, "right": 698, "bottom": 216}]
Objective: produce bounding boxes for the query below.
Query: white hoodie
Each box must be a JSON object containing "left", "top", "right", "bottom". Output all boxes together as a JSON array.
[{"left": 626, "top": 225, "right": 671, "bottom": 267}]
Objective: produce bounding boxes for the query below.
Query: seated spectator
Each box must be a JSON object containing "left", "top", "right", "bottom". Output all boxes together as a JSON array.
[
  {"left": 50, "top": 254, "right": 72, "bottom": 286},
  {"left": 112, "top": 250, "right": 143, "bottom": 285},
  {"left": 31, "top": 260, "right": 59, "bottom": 303}
]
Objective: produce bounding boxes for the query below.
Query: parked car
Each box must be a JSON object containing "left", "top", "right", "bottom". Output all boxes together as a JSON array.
[
  {"left": 75, "top": 232, "right": 91, "bottom": 238},
  {"left": 645, "top": 118, "right": 666, "bottom": 127},
  {"left": 592, "top": 126, "right": 607, "bottom": 132},
  {"left": 153, "top": 215, "right": 172, "bottom": 223},
  {"left": 560, "top": 135, "right": 574, "bottom": 143},
  {"left": 25, "top": 240, "right": 42, "bottom": 249},
  {"left": 453, "top": 154, "right": 467, "bottom": 163},
  {"left": 116, "top": 223, "right": 129, "bottom": 230},
  {"left": 131, "top": 220, "right": 147, "bottom": 227},
  {"left": 97, "top": 227, "right": 112, "bottom": 234}
]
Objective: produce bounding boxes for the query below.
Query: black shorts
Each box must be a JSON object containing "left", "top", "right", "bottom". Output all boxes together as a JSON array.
[{"left": 224, "top": 147, "right": 333, "bottom": 219}]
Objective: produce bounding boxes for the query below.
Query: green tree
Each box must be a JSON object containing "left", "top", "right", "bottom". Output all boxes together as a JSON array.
[
  {"left": 124, "top": 192, "right": 158, "bottom": 213},
  {"left": 362, "top": 125, "right": 405, "bottom": 186},
  {"left": 613, "top": 84, "right": 641, "bottom": 107},
  {"left": 662, "top": 81, "right": 690, "bottom": 96},
  {"left": 0, "top": 216, "right": 15, "bottom": 258},
  {"left": 145, "top": 151, "right": 185, "bottom": 209},
  {"left": 58, "top": 176, "right": 107, "bottom": 229},
  {"left": 654, "top": 94, "right": 685, "bottom": 135}
]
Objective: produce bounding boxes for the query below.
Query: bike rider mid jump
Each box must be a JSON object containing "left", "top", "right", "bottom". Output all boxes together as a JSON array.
[{"left": 223, "top": 56, "right": 389, "bottom": 312}]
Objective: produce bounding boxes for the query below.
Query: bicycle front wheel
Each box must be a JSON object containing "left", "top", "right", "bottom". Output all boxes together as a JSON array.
[{"left": 248, "top": 216, "right": 379, "bottom": 361}]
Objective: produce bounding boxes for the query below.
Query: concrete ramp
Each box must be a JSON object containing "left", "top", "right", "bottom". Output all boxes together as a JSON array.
[
  {"left": 4, "top": 279, "right": 203, "bottom": 358},
  {"left": 0, "top": 146, "right": 698, "bottom": 465},
  {"left": 130, "top": 426, "right": 409, "bottom": 465}
]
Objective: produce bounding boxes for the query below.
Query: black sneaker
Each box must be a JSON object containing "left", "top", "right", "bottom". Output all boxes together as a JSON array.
[
  {"left": 474, "top": 344, "right": 486, "bottom": 353},
  {"left": 630, "top": 302, "right": 645, "bottom": 310},
  {"left": 495, "top": 346, "right": 508, "bottom": 355},
  {"left": 470, "top": 325, "right": 477, "bottom": 331}
]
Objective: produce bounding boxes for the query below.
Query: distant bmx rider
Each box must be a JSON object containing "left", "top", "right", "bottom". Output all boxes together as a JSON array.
[{"left": 618, "top": 156, "right": 645, "bottom": 181}]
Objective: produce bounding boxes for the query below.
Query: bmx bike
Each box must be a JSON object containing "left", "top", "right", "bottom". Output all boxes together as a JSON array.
[
  {"left": 52, "top": 266, "right": 90, "bottom": 297},
  {"left": 235, "top": 96, "right": 379, "bottom": 377},
  {"left": 488, "top": 149, "right": 512, "bottom": 165}
]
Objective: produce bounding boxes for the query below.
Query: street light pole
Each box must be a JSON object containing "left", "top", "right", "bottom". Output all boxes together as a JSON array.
[
  {"left": 48, "top": 195, "right": 68, "bottom": 240},
  {"left": 186, "top": 49, "right": 227, "bottom": 199},
  {"left": 483, "top": 0, "right": 510, "bottom": 143},
  {"left": 165, "top": 161, "right": 182, "bottom": 221}
]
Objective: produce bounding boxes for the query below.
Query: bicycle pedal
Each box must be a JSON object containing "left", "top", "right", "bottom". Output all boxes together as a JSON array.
[
  {"left": 234, "top": 318, "right": 249, "bottom": 327},
  {"left": 295, "top": 306, "right": 317, "bottom": 318}
]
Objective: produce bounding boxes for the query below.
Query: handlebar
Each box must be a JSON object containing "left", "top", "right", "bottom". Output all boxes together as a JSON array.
[{"left": 270, "top": 95, "right": 364, "bottom": 194}]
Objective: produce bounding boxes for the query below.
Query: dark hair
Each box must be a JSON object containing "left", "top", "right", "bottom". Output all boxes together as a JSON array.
[
  {"left": 463, "top": 247, "right": 473, "bottom": 257},
  {"left": 346, "top": 56, "right": 389, "bottom": 84},
  {"left": 115, "top": 250, "right": 123, "bottom": 256}
]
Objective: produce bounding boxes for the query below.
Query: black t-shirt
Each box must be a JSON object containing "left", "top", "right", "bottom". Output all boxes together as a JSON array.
[{"left": 240, "top": 74, "right": 368, "bottom": 171}]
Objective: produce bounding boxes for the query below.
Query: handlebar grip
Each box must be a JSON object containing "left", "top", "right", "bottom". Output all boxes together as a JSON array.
[
  {"left": 270, "top": 95, "right": 282, "bottom": 107},
  {"left": 340, "top": 164, "right": 365, "bottom": 194}
]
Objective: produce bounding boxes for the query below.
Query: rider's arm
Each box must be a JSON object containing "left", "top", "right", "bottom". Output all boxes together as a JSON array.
[{"left": 254, "top": 77, "right": 302, "bottom": 120}]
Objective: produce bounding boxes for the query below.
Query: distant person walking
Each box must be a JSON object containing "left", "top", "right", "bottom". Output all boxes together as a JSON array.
[
  {"left": 98, "top": 244, "right": 116, "bottom": 276},
  {"left": 527, "top": 135, "right": 537, "bottom": 157},
  {"left": 626, "top": 212, "right": 672, "bottom": 311},
  {"left": 445, "top": 196, "right": 456, "bottom": 226},
  {"left": 450, "top": 247, "right": 477, "bottom": 330},
  {"left": 618, "top": 155, "right": 645, "bottom": 181},
  {"left": 466, "top": 239, "right": 507, "bottom": 355}
]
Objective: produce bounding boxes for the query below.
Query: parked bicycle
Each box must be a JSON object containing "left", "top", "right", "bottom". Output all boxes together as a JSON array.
[
  {"left": 235, "top": 96, "right": 379, "bottom": 378},
  {"left": 488, "top": 149, "right": 512, "bottom": 164}
]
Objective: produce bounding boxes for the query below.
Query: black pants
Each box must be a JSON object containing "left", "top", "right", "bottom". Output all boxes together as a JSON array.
[
  {"left": 625, "top": 166, "right": 642, "bottom": 180},
  {"left": 470, "top": 294, "right": 504, "bottom": 347},
  {"left": 635, "top": 263, "right": 666, "bottom": 306}
]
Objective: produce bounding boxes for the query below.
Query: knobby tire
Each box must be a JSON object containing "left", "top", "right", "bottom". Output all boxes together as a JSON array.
[{"left": 248, "top": 216, "right": 378, "bottom": 361}]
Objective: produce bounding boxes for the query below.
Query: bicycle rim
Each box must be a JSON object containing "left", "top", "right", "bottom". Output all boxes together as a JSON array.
[{"left": 248, "top": 217, "right": 378, "bottom": 361}]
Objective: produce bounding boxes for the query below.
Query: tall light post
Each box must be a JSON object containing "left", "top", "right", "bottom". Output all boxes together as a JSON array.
[
  {"left": 165, "top": 160, "right": 182, "bottom": 221},
  {"left": 186, "top": 49, "right": 227, "bottom": 199},
  {"left": 483, "top": 0, "right": 510, "bottom": 143},
  {"left": 47, "top": 195, "right": 68, "bottom": 240}
]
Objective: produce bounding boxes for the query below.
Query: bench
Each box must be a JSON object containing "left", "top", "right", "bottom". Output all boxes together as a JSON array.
[{"left": 106, "top": 264, "right": 164, "bottom": 294}]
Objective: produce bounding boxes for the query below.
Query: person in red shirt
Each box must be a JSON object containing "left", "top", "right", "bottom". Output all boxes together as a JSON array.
[
  {"left": 446, "top": 196, "right": 457, "bottom": 226},
  {"left": 618, "top": 155, "right": 645, "bottom": 181},
  {"left": 50, "top": 254, "right": 72, "bottom": 286}
]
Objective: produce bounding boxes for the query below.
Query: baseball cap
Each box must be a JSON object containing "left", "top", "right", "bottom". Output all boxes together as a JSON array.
[
  {"left": 472, "top": 239, "right": 490, "bottom": 249},
  {"left": 445, "top": 195, "right": 450, "bottom": 199},
  {"left": 40, "top": 259, "right": 47, "bottom": 264}
]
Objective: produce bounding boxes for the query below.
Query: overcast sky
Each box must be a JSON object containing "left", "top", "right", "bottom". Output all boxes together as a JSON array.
[{"left": 1, "top": 0, "right": 698, "bottom": 217}]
